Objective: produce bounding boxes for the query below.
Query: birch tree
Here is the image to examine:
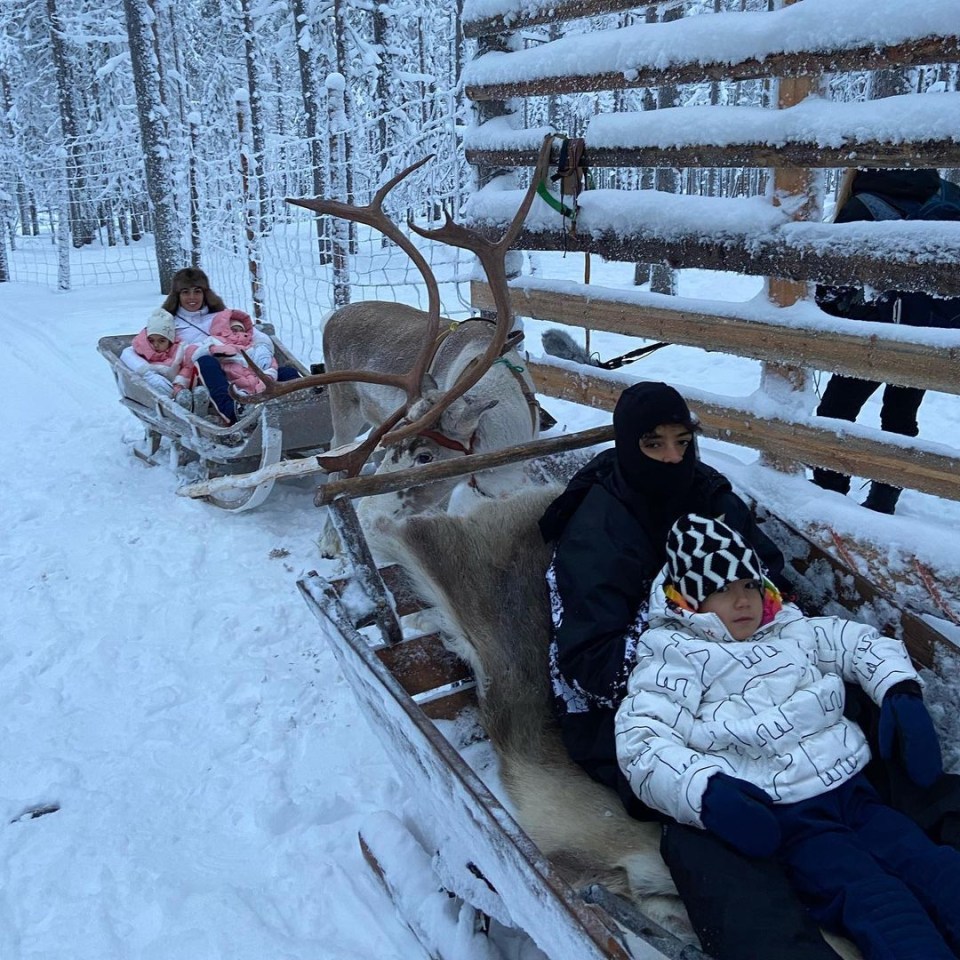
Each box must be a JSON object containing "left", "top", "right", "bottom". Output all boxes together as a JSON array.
[{"left": 122, "top": 0, "right": 182, "bottom": 290}]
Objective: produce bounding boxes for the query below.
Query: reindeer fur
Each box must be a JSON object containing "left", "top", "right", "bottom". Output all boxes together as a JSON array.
[{"left": 367, "top": 485, "right": 683, "bottom": 913}]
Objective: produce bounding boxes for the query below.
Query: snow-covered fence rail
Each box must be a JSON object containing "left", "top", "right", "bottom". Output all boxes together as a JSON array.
[
  {"left": 461, "top": 0, "right": 960, "bottom": 506},
  {"left": 462, "top": 0, "right": 960, "bottom": 100},
  {"left": 467, "top": 93, "right": 960, "bottom": 174}
]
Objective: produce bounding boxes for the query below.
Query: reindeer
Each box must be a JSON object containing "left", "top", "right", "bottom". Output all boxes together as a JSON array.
[{"left": 241, "top": 142, "right": 553, "bottom": 551}]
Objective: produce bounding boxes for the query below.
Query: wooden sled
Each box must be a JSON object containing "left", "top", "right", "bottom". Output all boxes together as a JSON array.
[
  {"left": 98, "top": 331, "right": 333, "bottom": 511},
  {"left": 297, "top": 462, "right": 960, "bottom": 960}
]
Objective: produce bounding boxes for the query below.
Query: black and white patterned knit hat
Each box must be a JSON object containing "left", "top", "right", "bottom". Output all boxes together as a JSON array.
[{"left": 666, "top": 514, "right": 763, "bottom": 608}]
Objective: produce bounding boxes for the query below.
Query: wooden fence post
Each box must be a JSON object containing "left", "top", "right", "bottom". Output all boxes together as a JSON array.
[
  {"left": 762, "top": 0, "right": 822, "bottom": 472},
  {"left": 326, "top": 73, "right": 351, "bottom": 309}
]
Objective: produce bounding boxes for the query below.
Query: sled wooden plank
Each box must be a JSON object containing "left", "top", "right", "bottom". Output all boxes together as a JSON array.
[
  {"left": 376, "top": 632, "right": 474, "bottom": 696},
  {"left": 358, "top": 829, "right": 444, "bottom": 960},
  {"left": 299, "top": 572, "right": 646, "bottom": 960},
  {"left": 330, "top": 564, "right": 430, "bottom": 626},
  {"left": 419, "top": 685, "right": 479, "bottom": 722}
]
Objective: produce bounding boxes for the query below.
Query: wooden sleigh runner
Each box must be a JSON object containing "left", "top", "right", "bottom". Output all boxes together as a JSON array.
[
  {"left": 98, "top": 329, "right": 334, "bottom": 511},
  {"left": 297, "top": 459, "right": 960, "bottom": 960}
]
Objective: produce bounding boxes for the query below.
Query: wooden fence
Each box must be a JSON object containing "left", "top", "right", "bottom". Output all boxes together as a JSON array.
[{"left": 460, "top": 0, "right": 960, "bottom": 507}]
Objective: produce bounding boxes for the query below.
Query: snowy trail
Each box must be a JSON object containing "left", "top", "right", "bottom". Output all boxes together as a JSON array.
[
  {"left": 5, "top": 271, "right": 960, "bottom": 959},
  {"left": 1, "top": 283, "right": 423, "bottom": 959}
]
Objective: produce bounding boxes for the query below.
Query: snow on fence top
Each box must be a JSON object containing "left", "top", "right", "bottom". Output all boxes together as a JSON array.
[
  {"left": 462, "top": 0, "right": 960, "bottom": 92},
  {"left": 464, "top": 182, "right": 960, "bottom": 296},
  {"left": 464, "top": 93, "right": 960, "bottom": 153}
]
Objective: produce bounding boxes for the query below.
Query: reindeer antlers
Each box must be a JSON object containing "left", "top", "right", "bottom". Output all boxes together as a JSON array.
[
  {"left": 239, "top": 155, "right": 443, "bottom": 410},
  {"left": 241, "top": 136, "right": 555, "bottom": 478},
  {"left": 383, "top": 135, "right": 554, "bottom": 445}
]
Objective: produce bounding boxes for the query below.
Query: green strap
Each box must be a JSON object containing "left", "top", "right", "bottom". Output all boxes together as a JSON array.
[
  {"left": 494, "top": 356, "right": 525, "bottom": 374},
  {"left": 536, "top": 180, "right": 576, "bottom": 221}
]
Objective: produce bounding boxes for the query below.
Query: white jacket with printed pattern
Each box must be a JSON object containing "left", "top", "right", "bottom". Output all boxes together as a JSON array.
[{"left": 614, "top": 569, "right": 918, "bottom": 828}]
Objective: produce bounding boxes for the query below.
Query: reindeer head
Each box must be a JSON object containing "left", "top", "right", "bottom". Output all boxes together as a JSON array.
[
  {"left": 357, "top": 385, "right": 499, "bottom": 519},
  {"left": 240, "top": 136, "right": 554, "bottom": 493}
]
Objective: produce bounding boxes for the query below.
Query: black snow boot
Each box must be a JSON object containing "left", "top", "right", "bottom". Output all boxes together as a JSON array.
[
  {"left": 862, "top": 482, "right": 901, "bottom": 515},
  {"left": 811, "top": 467, "right": 851, "bottom": 494}
]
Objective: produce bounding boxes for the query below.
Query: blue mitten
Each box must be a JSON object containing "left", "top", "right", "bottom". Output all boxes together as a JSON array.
[
  {"left": 700, "top": 773, "right": 781, "bottom": 858},
  {"left": 878, "top": 682, "right": 943, "bottom": 788}
]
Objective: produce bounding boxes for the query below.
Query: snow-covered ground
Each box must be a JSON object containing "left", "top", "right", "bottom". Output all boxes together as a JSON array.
[{"left": 4, "top": 267, "right": 960, "bottom": 958}]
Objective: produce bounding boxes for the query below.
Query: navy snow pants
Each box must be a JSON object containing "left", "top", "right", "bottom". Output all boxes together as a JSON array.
[
  {"left": 662, "top": 823, "right": 840, "bottom": 960},
  {"left": 195, "top": 355, "right": 300, "bottom": 424},
  {"left": 777, "top": 773, "right": 960, "bottom": 960}
]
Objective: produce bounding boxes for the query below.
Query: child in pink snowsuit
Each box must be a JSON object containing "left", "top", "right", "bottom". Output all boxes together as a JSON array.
[
  {"left": 120, "top": 308, "right": 192, "bottom": 404},
  {"left": 185, "top": 309, "right": 278, "bottom": 405}
]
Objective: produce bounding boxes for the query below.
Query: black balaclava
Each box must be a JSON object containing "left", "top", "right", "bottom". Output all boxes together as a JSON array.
[{"left": 604, "top": 382, "right": 700, "bottom": 546}]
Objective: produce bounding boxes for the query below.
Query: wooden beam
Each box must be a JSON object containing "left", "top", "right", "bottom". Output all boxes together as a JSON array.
[
  {"left": 527, "top": 362, "right": 960, "bottom": 502},
  {"left": 314, "top": 425, "right": 616, "bottom": 506},
  {"left": 763, "top": 55, "right": 816, "bottom": 470},
  {"left": 178, "top": 424, "right": 614, "bottom": 504},
  {"left": 463, "top": 0, "right": 642, "bottom": 39},
  {"left": 466, "top": 140, "right": 960, "bottom": 171},
  {"left": 472, "top": 280, "right": 960, "bottom": 394},
  {"left": 474, "top": 227, "right": 960, "bottom": 296},
  {"left": 465, "top": 36, "right": 960, "bottom": 102}
]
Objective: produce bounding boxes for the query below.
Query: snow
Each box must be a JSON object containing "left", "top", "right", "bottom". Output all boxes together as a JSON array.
[
  {"left": 5, "top": 252, "right": 960, "bottom": 957},
  {"left": 463, "top": 0, "right": 960, "bottom": 86},
  {"left": 465, "top": 179, "right": 960, "bottom": 272},
  {"left": 465, "top": 92, "right": 960, "bottom": 152},
  {"left": 6, "top": 0, "right": 960, "bottom": 949}
]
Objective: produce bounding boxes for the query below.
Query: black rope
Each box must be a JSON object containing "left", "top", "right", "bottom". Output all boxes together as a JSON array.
[{"left": 594, "top": 340, "right": 670, "bottom": 370}]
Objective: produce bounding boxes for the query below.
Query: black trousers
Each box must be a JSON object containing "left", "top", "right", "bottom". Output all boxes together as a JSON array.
[{"left": 813, "top": 374, "right": 924, "bottom": 493}]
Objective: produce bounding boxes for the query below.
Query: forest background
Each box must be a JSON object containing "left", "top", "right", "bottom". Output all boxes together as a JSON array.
[{"left": 4, "top": 0, "right": 959, "bottom": 356}]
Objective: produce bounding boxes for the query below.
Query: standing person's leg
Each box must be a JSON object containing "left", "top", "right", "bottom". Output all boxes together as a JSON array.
[
  {"left": 862, "top": 385, "right": 926, "bottom": 513},
  {"left": 812, "top": 375, "right": 881, "bottom": 493},
  {"left": 846, "top": 777, "right": 960, "bottom": 953},
  {"left": 660, "top": 822, "right": 840, "bottom": 960},
  {"left": 777, "top": 782, "right": 955, "bottom": 960},
  {"left": 195, "top": 356, "right": 237, "bottom": 424}
]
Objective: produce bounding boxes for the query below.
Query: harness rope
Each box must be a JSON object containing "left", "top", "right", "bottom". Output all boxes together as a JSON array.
[{"left": 538, "top": 134, "right": 592, "bottom": 286}]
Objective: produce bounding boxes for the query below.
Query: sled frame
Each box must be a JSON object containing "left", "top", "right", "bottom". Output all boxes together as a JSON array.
[
  {"left": 295, "top": 411, "right": 960, "bottom": 959},
  {"left": 298, "top": 501, "right": 683, "bottom": 960},
  {"left": 98, "top": 332, "right": 333, "bottom": 511}
]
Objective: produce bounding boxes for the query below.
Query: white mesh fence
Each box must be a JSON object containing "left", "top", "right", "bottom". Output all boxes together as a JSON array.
[{"left": 0, "top": 90, "right": 476, "bottom": 364}]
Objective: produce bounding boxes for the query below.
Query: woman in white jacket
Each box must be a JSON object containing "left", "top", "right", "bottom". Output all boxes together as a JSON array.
[
  {"left": 616, "top": 513, "right": 960, "bottom": 960},
  {"left": 124, "top": 268, "right": 299, "bottom": 424}
]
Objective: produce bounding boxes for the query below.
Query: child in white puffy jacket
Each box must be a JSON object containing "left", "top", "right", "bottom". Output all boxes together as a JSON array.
[
  {"left": 120, "top": 308, "right": 192, "bottom": 406},
  {"left": 615, "top": 513, "right": 960, "bottom": 960}
]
